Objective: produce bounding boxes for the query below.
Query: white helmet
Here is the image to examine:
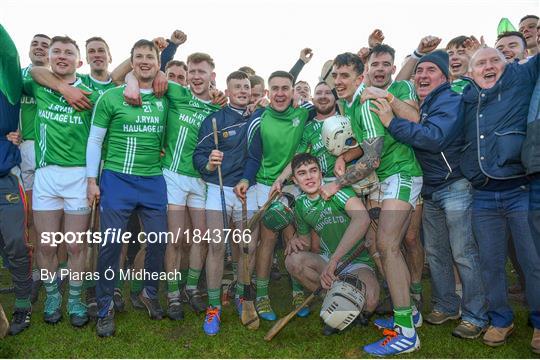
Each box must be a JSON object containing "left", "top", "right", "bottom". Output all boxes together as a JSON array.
[
  {"left": 321, "top": 115, "right": 358, "bottom": 156},
  {"left": 320, "top": 274, "right": 366, "bottom": 331}
]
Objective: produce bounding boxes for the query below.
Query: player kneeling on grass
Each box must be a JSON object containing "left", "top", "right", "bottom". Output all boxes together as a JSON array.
[{"left": 284, "top": 153, "right": 379, "bottom": 335}]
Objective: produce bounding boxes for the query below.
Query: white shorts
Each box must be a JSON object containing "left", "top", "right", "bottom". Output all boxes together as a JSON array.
[
  {"left": 320, "top": 254, "right": 374, "bottom": 274},
  {"left": 368, "top": 173, "right": 422, "bottom": 209},
  {"left": 163, "top": 169, "right": 206, "bottom": 208},
  {"left": 20, "top": 140, "right": 35, "bottom": 191},
  {"left": 206, "top": 183, "right": 257, "bottom": 224},
  {"left": 255, "top": 183, "right": 301, "bottom": 208},
  {"left": 33, "top": 165, "right": 90, "bottom": 214}
]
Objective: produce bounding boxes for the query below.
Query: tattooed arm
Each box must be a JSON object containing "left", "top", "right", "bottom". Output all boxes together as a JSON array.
[{"left": 320, "top": 136, "right": 383, "bottom": 200}]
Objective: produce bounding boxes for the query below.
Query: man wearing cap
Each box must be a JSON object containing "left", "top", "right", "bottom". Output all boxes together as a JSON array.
[{"left": 374, "top": 50, "right": 488, "bottom": 340}]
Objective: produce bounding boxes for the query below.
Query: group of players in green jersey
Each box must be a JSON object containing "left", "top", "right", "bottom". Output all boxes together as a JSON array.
[{"left": 2, "top": 17, "right": 539, "bottom": 356}]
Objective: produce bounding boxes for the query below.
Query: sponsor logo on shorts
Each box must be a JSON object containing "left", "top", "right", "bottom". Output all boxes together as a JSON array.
[{"left": 5, "top": 193, "right": 20, "bottom": 203}]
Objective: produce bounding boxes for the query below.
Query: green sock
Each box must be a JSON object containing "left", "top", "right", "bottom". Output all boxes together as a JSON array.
[
  {"left": 167, "top": 279, "right": 180, "bottom": 296},
  {"left": 292, "top": 279, "right": 303, "bottom": 296},
  {"left": 83, "top": 278, "right": 96, "bottom": 289},
  {"left": 232, "top": 261, "right": 238, "bottom": 280},
  {"left": 256, "top": 278, "right": 269, "bottom": 299},
  {"left": 131, "top": 279, "right": 143, "bottom": 294},
  {"left": 68, "top": 280, "right": 83, "bottom": 305},
  {"left": 15, "top": 298, "right": 31, "bottom": 309},
  {"left": 208, "top": 288, "right": 221, "bottom": 308},
  {"left": 186, "top": 268, "right": 201, "bottom": 290},
  {"left": 178, "top": 269, "right": 188, "bottom": 287},
  {"left": 44, "top": 276, "right": 59, "bottom": 298},
  {"left": 236, "top": 281, "right": 245, "bottom": 298},
  {"left": 394, "top": 306, "right": 414, "bottom": 329},
  {"left": 410, "top": 282, "right": 422, "bottom": 295}
]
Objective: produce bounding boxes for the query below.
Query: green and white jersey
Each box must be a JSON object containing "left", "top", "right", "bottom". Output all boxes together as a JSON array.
[
  {"left": 296, "top": 118, "right": 336, "bottom": 178},
  {"left": 451, "top": 78, "right": 470, "bottom": 94},
  {"left": 23, "top": 77, "right": 99, "bottom": 168},
  {"left": 295, "top": 187, "right": 373, "bottom": 267},
  {"left": 162, "top": 81, "right": 220, "bottom": 177},
  {"left": 341, "top": 80, "right": 422, "bottom": 181},
  {"left": 20, "top": 65, "right": 36, "bottom": 141},
  {"left": 79, "top": 73, "right": 116, "bottom": 97},
  {"left": 91, "top": 86, "right": 168, "bottom": 176},
  {"left": 251, "top": 105, "right": 310, "bottom": 186}
]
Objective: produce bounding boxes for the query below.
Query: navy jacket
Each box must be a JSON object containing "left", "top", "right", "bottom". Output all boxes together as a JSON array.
[
  {"left": 387, "top": 82, "right": 465, "bottom": 196},
  {"left": 194, "top": 106, "right": 263, "bottom": 187},
  {"left": 460, "top": 55, "right": 539, "bottom": 188}
]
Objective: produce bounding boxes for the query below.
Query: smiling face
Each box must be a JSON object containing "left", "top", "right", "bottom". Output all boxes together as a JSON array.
[
  {"left": 446, "top": 45, "right": 470, "bottom": 78},
  {"left": 226, "top": 78, "right": 251, "bottom": 108},
  {"left": 313, "top": 83, "right": 335, "bottom": 116},
  {"left": 367, "top": 52, "right": 396, "bottom": 89},
  {"left": 131, "top": 45, "right": 160, "bottom": 83},
  {"left": 49, "top": 41, "right": 81, "bottom": 78},
  {"left": 86, "top": 40, "right": 112, "bottom": 73},
  {"left": 187, "top": 60, "right": 215, "bottom": 99},
  {"left": 268, "top": 76, "right": 293, "bottom": 112},
  {"left": 519, "top": 17, "right": 539, "bottom": 50},
  {"left": 471, "top": 48, "right": 506, "bottom": 89},
  {"left": 292, "top": 161, "right": 322, "bottom": 196},
  {"left": 495, "top": 35, "right": 526, "bottom": 61},
  {"left": 294, "top": 81, "right": 311, "bottom": 100},
  {"left": 166, "top": 65, "right": 187, "bottom": 85},
  {"left": 29, "top": 36, "right": 50, "bottom": 66},
  {"left": 332, "top": 64, "right": 363, "bottom": 102},
  {"left": 414, "top": 61, "right": 447, "bottom": 101}
]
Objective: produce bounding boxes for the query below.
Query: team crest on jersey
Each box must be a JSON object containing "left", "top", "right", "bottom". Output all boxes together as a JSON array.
[
  {"left": 155, "top": 101, "right": 164, "bottom": 112},
  {"left": 292, "top": 117, "right": 300, "bottom": 127}
]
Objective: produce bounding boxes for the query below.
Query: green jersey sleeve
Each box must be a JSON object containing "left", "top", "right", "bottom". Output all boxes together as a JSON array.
[
  {"left": 294, "top": 197, "right": 311, "bottom": 236},
  {"left": 91, "top": 89, "right": 114, "bottom": 129},
  {"left": 390, "top": 80, "right": 418, "bottom": 102},
  {"left": 165, "top": 81, "right": 191, "bottom": 103},
  {"left": 361, "top": 99, "right": 386, "bottom": 140}
]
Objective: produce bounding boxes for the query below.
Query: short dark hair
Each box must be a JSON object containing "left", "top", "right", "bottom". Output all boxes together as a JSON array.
[
  {"left": 165, "top": 60, "right": 187, "bottom": 71},
  {"left": 369, "top": 44, "right": 396, "bottom": 62},
  {"left": 249, "top": 75, "right": 264, "bottom": 88},
  {"left": 33, "top": 34, "right": 50, "bottom": 40},
  {"left": 446, "top": 36, "right": 470, "bottom": 50},
  {"left": 85, "top": 36, "right": 111, "bottom": 54},
  {"left": 226, "top": 70, "right": 249, "bottom": 84},
  {"left": 187, "top": 52, "right": 215, "bottom": 69},
  {"left": 50, "top": 36, "right": 80, "bottom": 54},
  {"left": 238, "top": 66, "right": 256, "bottom": 76},
  {"left": 333, "top": 52, "right": 364, "bottom": 75},
  {"left": 268, "top": 70, "right": 294, "bottom": 85},
  {"left": 520, "top": 14, "right": 539, "bottom": 24},
  {"left": 130, "top": 39, "right": 159, "bottom": 62},
  {"left": 497, "top": 31, "right": 528, "bottom": 49},
  {"left": 292, "top": 153, "right": 320, "bottom": 173}
]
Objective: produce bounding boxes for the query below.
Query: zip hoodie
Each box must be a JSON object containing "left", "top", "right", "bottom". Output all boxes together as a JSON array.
[{"left": 387, "top": 82, "right": 465, "bottom": 196}]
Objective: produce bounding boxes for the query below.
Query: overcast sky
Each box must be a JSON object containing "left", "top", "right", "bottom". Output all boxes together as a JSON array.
[{"left": 1, "top": 0, "right": 538, "bottom": 89}]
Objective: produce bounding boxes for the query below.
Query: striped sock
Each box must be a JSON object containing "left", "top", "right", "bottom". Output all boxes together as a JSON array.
[
  {"left": 68, "top": 280, "right": 83, "bottom": 305},
  {"left": 131, "top": 279, "right": 143, "bottom": 294},
  {"left": 186, "top": 268, "right": 201, "bottom": 290},
  {"left": 83, "top": 279, "right": 96, "bottom": 290},
  {"left": 208, "top": 288, "right": 221, "bottom": 308},
  {"left": 292, "top": 279, "right": 303, "bottom": 296},
  {"left": 256, "top": 278, "right": 269, "bottom": 299},
  {"left": 232, "top": 261, "right": 238, "bottom": 281},
  {"left": 178, "top": 269, "right": 188, "bottom": 287},
  {"left": 167, "top": 279, "right": 180, "bottom": 298},
  {"left": 44, "top": 275, "right": 59, "bottom": 298},
  {"left": 15, "top": 298, "right": 31, "bottom": 309},
  {"left": 115, "top": 277, "right": 124, "bottom": 290}
]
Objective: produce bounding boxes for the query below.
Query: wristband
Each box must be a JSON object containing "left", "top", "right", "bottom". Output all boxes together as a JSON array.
[{"left": 412, "top": 50, "right": 424, "bottom": 60}]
